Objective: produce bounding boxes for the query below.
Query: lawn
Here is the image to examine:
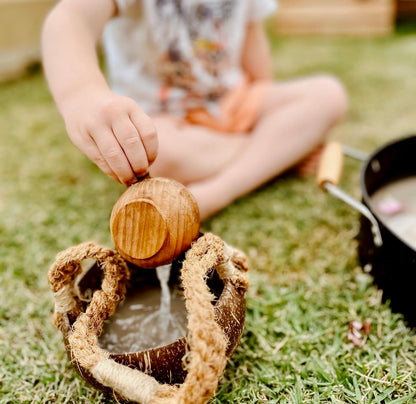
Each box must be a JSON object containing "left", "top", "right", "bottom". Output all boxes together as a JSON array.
[{"left": 1, "top": 26, "right": 416, "bottom": 403}]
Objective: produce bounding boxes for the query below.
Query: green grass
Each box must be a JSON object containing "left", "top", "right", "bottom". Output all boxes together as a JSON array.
[{"left": 1, "top": 29, "right": 416, "bottom": 403}]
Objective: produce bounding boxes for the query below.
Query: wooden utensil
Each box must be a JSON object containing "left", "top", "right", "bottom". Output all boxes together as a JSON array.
[{"left": 110, "top": 176, "right": 200, "bottom": 268}]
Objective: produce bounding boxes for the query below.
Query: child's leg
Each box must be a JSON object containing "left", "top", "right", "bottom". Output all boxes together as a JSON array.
[
  {"left": 149, "top": 115, "right": 250, "bottom": 184},
  {"left": 151, "top": 74, "right": 348, "bottom": 219},
  {"left": 188, "top": 75, "right": 347, "bottom": 219}
]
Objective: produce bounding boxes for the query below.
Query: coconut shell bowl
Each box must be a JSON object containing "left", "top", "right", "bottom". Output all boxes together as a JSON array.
[{"left": 48, "top": 177, "right": 249, "bottom": 404}]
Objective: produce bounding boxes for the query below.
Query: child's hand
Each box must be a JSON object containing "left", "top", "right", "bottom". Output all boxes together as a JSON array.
[{"left": 62, "top": 89, "right": 158, "bottom": 185}]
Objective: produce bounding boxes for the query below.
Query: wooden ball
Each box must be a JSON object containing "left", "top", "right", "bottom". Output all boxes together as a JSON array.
[{"left": 110, "top": 177, "right": 200, "bottom": 268}]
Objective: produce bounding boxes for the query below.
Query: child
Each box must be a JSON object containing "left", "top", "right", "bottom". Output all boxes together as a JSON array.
[{"left": 42, "top": 0, "right": 348, "bottom": 220}]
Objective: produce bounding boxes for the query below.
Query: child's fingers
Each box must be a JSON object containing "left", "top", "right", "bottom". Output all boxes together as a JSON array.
[
  {"left": 228, "top": 82, "right": 267, "bottom": 133},
  {"left": 129, "top": 109, "right": 158, "bottom": 166},
  {"left": 81, "top": 136, "right": 120, "bottom": 182},
  {"left": 111, "top": 117, "right": 150, "bottom": 179},
  {"left": 91, "top": 126, "right": 138, "bottom": 185},
  {"left": 64, "top": 94, "right": 157, "bottom": 185},
  {"left": 69, "top": 130, "right": 121, "bottom": 182},
  {"left": 220, "top": 78, "right": 249, "bottom": 118}
]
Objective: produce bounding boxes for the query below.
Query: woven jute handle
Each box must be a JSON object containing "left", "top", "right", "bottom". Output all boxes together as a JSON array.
[{"left": 48, "top": 233, "right": 248, "bottom": 404}]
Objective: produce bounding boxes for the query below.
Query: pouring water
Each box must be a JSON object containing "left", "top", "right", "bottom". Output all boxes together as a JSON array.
[
  {"left": 99, "top": 264, "right": 187, "bottom": 353},
  {"left": 141, "top": 264, "right": 186, "bottom": 343}
]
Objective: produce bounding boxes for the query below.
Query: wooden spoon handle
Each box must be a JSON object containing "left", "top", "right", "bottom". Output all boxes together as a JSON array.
[{"left": 317, "top": 142, "right": 344, "bottom": 189}]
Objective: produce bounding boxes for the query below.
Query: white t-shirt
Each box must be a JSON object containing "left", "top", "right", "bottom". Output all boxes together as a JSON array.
[{"left": 103, "top": 0, "right": 277, "bottom": 116}]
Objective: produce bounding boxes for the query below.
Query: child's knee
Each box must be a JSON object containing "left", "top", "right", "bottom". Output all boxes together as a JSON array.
[{"left": 312, "top": 74, "right": 348, "bottom": 123}]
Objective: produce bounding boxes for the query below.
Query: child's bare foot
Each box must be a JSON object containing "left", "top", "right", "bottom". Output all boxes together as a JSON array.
[{"left": 293, "top": 144, "right": 324, "bottom": 177}]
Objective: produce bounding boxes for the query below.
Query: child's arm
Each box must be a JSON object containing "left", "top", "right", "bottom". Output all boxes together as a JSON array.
[
  {"left": 42, "top": 0, "right": 157, "bottom": 185},
  {"left": 241, "top": 22, "right": 274, "bottom": 82}
]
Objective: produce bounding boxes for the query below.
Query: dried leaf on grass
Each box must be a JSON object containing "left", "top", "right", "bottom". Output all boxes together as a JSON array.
[{"left": 348, "top": 318, "right": 372, "bottom": 347}]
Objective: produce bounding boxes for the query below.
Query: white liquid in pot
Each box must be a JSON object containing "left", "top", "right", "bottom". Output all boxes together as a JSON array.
[{"left": 370, "top": 176, "right": 416, "bottom": 250}]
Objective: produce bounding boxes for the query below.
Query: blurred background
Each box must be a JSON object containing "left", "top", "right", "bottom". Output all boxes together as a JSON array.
[{"left": 1, "top": 0, "right": 416, "bottom": 82}]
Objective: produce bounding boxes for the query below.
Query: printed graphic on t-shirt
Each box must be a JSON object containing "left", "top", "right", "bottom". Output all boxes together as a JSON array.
[
  {"left": 104, "top": 0, "right": 275, "bottom": 114},
  {"left": 144, "top": 0, "right": 238, "bottom": 105}
]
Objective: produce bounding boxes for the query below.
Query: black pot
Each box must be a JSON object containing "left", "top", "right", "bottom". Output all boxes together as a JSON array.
[
  {"left": 319, "top": 136, "right": 416, "bottom": 327},
  {"left": 358, "top": 135, "right": 416, "bottom": 326}
]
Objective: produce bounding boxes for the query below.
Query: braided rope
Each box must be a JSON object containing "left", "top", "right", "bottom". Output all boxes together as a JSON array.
[{"left": 48, "top": 234, "right": 248, "bottom": 404}]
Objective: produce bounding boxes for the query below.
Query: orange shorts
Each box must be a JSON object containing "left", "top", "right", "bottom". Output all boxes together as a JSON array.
[{"left": 184, "top": 78, "right": 270, "bottom": 134}]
